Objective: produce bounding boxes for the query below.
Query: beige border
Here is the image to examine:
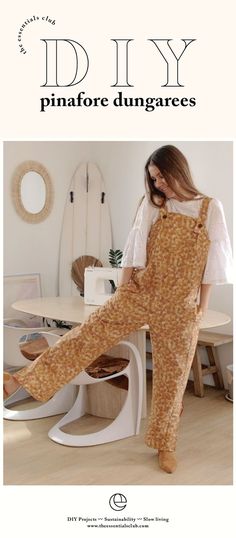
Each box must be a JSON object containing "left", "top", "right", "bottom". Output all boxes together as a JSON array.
[{"left": 11, "top": 161, "right": 54, "bottom": 223}]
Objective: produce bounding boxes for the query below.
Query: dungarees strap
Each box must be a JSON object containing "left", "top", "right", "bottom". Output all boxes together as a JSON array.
[
  {"left": 159, "top": 196, "right": 212, "bottom": 225},
  {"left": 197, "top": 197, "right": 212, "bottom": 226}
]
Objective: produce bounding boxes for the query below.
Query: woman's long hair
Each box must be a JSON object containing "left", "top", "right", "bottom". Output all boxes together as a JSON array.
[
  {"left": 134, "top": 145, "right": 205, "bottom": 221},
  {"left": 133, "top": 145, "right": 205, "bottom": 223}
]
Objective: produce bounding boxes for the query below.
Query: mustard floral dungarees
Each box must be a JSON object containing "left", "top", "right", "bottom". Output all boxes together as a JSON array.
[{"left": 15, "top": 197, "right": 211, "bottom": 451}]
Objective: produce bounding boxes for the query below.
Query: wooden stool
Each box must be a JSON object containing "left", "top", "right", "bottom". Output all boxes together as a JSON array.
[
  {"left": 192, "top": 331, "right": 233, "bottom": 397},
  {"left": 146, "top": 330, "right": 233, "bottom": 398}
]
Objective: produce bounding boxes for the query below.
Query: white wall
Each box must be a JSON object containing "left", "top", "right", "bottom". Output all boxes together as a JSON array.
[
  {"left": 4, "top": 141, "right": 94, "bottom": 296},
  {"left": 4, "top": 141, "right": 233, "bottom": 387}
]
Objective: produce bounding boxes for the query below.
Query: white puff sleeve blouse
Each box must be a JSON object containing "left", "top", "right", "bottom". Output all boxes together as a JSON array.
[{"left": 120, "top": 194, "right": 233, "bottom": 285}]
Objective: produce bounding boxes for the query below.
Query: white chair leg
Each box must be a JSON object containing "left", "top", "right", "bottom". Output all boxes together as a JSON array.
[
  {"left": 48, "top": 355, "right": 143, "bottom": 447},
  {"left": 48, "top": 383, "right": 131, "bottom": 446},
  {"left": 3, "top": 384, "right": 77, "bottom": 421},
  {"left": 49, "top": 384, "right": 88, "bottom": 428}
]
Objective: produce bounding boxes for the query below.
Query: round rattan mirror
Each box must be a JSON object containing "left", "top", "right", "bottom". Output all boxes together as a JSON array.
[{"left": 11, "top": 161, "right": 53, "bottom": 223}]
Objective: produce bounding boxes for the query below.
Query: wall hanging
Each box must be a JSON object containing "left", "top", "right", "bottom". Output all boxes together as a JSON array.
[{"left": 11, "top": 160, "right": 54, "bottom": 223}]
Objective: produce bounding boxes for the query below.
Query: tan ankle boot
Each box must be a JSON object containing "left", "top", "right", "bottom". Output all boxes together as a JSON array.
[{"left": 158, "top": 450, "right": 177, "bottom": 473}]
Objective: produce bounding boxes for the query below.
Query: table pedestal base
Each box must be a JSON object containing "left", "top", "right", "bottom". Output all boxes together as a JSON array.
[{"left": 86, "top": 330, "right": 147, "bottom": 419}]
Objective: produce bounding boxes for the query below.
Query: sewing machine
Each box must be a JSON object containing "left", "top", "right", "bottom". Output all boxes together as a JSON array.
[{"left": 84, "top": 267, "right": 123, "bottom": 305}]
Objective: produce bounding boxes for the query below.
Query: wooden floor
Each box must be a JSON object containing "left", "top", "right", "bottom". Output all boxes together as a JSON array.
[{"left": 4, "top": 372, "right": 233, "bottom": 486}]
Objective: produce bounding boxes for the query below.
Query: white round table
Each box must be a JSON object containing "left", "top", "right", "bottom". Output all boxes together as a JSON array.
[{"left": 12, "top": 296, "right": 231, "bottom": 329}]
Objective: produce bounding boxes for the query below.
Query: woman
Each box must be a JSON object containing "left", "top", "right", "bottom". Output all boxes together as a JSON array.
[{"left": 4, "top": 145, "right": 233, "bottom": 474}]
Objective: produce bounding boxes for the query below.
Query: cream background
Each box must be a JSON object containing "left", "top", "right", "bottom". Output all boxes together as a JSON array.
[
  {"left": 1, "top": 0, "right": 236, "bottom": 138},
  {"left": 1, "top": 0, "right": 235, "bottom": 535}
]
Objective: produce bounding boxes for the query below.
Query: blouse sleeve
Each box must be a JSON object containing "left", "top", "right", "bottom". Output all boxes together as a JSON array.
[
  {"left": 202, "top": 199, "right": 233, "bottom": 284},
  {"left": 120, "top": 194, "right": 158, "bottom": 268}
]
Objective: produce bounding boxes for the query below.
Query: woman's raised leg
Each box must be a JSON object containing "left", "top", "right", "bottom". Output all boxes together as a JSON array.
[{"left": 12, "top": 284, "right": 147, "bottom": 402}]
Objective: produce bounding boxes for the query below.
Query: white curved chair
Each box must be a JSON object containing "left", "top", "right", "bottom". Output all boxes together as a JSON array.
[
  {"left": 3, "top": 328, "right": 76, "bottom": 420},
  {"left": 3, "top": 319, "right": 60, "bottom": 369},
  {"left": 48, "top": 340, "right": 143, "bottom": 447}
]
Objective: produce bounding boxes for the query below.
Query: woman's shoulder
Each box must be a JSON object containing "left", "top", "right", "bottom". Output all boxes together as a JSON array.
[
  {"left": 208, "top": 196, "right": 221, "bottom": 205},
  {"left": 208, "top": 197, "right": 224, "bottom": 214},
  {"left": 133, "top": 193, "right": 158, "bottom": 227},
  {"left": 192, "top": 195, "right": 221, "bottom": 206},
  {"left": 144, "top": 193, "right": 161, "bottom": 216},
  {"left": 206, "top": 197, "right": 228, "bottom": 231}
]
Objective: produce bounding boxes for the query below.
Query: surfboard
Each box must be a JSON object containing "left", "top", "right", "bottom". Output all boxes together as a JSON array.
[{"left": 58, "top": 162, "right": 113, "bottom": 296}]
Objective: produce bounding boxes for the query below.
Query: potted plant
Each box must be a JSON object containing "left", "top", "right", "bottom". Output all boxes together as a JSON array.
[{"left": 109, "top": 248, "right": 123, "bottom": 292}]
